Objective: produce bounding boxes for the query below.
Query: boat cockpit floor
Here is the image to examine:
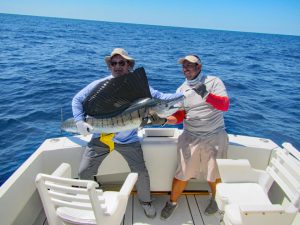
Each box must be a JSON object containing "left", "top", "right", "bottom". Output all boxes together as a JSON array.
[{"left": 34, "top": 194, "right": 221, "bottom": 225}]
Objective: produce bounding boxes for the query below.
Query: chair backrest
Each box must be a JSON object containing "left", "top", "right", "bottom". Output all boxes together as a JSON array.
[
  {"left": 267, "top": 142, "right": 300, "bottom": 209},
  {"left": 36, "top": 173, "right": 105, "bottom": 225},
  {"left": 36, "top": 163, "right": 138, "bottom": 225}
]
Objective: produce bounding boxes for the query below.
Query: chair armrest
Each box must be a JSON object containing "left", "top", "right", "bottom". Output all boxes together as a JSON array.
[
  {"left": 51, "top": 163, "right": 71, "bottom": 178},
  {"left": 120, "top": 173, "right": 138, "bottom": 196},
  {"left": 217, "top": 159, "right": 264, "bottom": 183},
  {"left": 103, "top": 173, "right": 138, "bottom": 216}
]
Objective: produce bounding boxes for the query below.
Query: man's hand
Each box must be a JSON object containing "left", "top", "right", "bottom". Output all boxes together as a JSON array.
[
  {"left": 148, "top": 112, "right": 167, "bottom": 126},
  {"left": 193, "top": 83, "right": 208, "bottom": 98},
  {"left": 76, "top": 121, "right": 93, "bottom": 136}
]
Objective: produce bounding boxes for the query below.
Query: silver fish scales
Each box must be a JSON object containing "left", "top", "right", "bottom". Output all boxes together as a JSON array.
[{"left": 61, "top": 96, "right": 183, "bottom": 134}]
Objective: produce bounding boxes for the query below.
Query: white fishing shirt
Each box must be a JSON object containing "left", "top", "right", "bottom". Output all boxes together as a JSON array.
[{"left": 177, "top": 74, "right": 228, "bottom": 137}]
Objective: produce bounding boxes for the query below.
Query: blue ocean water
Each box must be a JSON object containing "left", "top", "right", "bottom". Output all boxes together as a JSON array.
[{"left": 0, "top": 13, "right": 300, "bottom": 186}]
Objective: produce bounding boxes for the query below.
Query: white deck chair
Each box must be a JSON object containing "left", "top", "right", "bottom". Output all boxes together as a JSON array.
[
  {"left": 216, "top": 142, "right": 300, "bottom": 225},
  {"left": 35, "top": 163, "right": 138, "bottom": 225}
]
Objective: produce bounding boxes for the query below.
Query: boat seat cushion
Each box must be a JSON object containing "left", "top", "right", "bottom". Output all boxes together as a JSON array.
[
  {"left": 56, "top": 191, "right": 119, "bottom": 225},
  {"left": 223, "top": 203, "right": 297, "bottom": 225},
  {"left": 216, "top": 183, "right": 272, "bottom": 211},
  {"left": 57, "top": 207, "right": 96, "bottom": 225}
]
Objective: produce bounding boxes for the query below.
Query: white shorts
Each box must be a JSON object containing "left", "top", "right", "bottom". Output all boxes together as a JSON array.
[{"left": 175, "top": 130, "right": 228, "bottom": 182}]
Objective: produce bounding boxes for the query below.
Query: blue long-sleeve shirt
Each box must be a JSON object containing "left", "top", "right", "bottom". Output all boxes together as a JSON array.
[{"left": 72, "top": 75, "right": 182, "bottom": 144}]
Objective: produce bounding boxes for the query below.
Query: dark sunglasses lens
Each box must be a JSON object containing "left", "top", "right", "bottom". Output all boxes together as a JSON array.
[
  {"left": 119, "top": 61, "right": 126, "bottom": 66},
  {"left": 110, "top": 61, "right": 126, "bottom": 66}
]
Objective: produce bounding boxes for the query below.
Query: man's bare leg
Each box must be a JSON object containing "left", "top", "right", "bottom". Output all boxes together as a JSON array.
[
  {"left": 208, "top": 178, "right": 221, "bottom": 199},
  {"left": 161, "top": 178, "right": 188, "bottom": 220},
  {"left": 205, "top": 178, "right": 221, "bottom": 214},
  {"left": 170, "top": 178, "right": 188, "bottom": 202}
]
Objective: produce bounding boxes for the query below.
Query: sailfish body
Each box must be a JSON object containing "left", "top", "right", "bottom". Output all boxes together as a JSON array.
[
  {"left": 61, "top": 97, "right": 183, "bottom": 134},
  {"left": 61, "top": 101, "right": 148, "bottom": 134},
  {"left": 61, "top": 67, "right": 183, "bottom": 134}
]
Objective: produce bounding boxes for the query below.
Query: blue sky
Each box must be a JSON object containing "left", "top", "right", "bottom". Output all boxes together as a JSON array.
[{"left": 1, "top": 0, "right": 300, "bottom": 36}]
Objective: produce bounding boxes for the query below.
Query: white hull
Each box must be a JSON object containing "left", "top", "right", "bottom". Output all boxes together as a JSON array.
[{"left": 0, "top": 128, "right": 299, "bottom": 225}]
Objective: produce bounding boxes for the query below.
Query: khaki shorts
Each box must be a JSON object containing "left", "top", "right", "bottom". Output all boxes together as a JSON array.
[{"left": 175, "top": 130, "right": 228, "bottom": 182}]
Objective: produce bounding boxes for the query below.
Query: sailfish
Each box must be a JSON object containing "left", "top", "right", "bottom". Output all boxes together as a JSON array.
[{"left": 61, "top": 67, "right": 183, "bottom": 134}]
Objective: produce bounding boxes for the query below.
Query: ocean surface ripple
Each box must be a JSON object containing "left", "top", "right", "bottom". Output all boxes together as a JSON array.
[{"left": 1, "top": 13, "right": 300, "bottom": 186}]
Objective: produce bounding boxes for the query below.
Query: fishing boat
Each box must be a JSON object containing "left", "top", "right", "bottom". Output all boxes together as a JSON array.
[{"left": 0, "top": 127, "right": 299, "bottom": 225}]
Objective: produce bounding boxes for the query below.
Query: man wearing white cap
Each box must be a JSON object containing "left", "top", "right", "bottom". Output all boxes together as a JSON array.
[
  {"left": 160, "top": 54, "right": 230, "bottom": 219},
  {"left": 72, "top": 48, "right": 182, "bottom": 218}
]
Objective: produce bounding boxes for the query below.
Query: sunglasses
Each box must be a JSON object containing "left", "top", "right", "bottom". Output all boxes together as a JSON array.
[
  {"left": 182, "top": 63, "right": 197, "bottom": 69},
  {"left": 110, "top": 60, "right": 127, "bottom": 67}
]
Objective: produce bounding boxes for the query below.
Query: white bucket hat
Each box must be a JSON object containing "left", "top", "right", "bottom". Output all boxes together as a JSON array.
[
  {"left": 178, "top": 55, "right": 201, "bottom": 65},
  {"left": 105, "top": 48, "right": 135, "bottom": 67}
]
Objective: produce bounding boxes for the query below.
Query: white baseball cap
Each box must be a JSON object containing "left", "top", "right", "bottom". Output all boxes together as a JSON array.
[{"left": 178, "top": 55, "right": 201, "bottom": 65}]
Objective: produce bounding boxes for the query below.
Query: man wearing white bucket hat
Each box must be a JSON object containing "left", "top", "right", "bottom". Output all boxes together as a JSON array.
[
  {"left": 161, "top": 54, "right": 230, "bottom": 219},
  {"left": 72, "top": 48, "right": 182, "bottom": 218}
]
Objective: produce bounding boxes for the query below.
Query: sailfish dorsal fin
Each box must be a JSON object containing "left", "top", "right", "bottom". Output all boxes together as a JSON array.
[{"left": 83, "top": 67, "right": 152, "bottom": 118}]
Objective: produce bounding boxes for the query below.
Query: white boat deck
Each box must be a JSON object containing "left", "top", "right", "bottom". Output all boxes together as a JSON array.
[
  {"left": 34, "top": 193, "right": 221, "bottom": 225},
  {"left": 124, "top": 194, "right": 221, "bottom": 225}
]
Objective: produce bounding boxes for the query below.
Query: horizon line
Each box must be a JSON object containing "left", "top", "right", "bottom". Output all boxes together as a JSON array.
[{"left": 1, "top": 12, "right": 300, "bottom": 37}]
